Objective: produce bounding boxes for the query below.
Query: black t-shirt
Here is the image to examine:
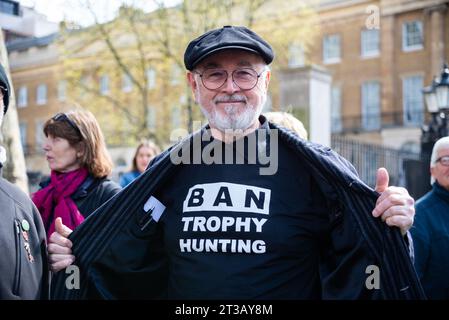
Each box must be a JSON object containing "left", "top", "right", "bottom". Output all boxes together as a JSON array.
[{"left": 155, "top": 125, "right": 330, "bottom": 299}]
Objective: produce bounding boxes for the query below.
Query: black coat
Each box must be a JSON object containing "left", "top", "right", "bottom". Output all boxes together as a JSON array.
[
  {"left": 39, "top": 175, "right": 122, "bottom": 223},
  {"left": 51, "top": 123, "right": 425, "bottom": 299},
  {"left": 0, "top": 166, "right": 48, "bottom": 299}
]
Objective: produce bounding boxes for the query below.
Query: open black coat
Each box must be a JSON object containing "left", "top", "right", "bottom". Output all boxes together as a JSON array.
[{"left": 51, "top": 123, "right": 425, "bottom": 299}]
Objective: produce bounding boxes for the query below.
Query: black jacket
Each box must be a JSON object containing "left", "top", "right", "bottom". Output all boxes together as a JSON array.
[
  {"left": 0, "top": 166, "right": 49, "bottom": 299},
  {"left": 39, "top": 175, "right": 122, "bottom": 222},
  {"left": 51, "top": 124, "right": 425, "bottom": 299}
]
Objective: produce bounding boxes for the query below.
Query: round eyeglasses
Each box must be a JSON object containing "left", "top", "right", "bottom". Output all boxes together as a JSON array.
[
  {"left": 436, "top": 156, "right": 449, "bottom": 167},
  {"left": 194, "top": 68, "right": 265, "bottom": 91}
]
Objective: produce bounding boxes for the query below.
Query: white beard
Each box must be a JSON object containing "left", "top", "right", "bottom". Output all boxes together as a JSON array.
[{"left": 201, "top": 94, "right": 266, "bottom": 132}]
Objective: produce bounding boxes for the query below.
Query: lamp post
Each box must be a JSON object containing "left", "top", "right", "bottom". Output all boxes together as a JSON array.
[
  {"left": 418, "top": 63, "right": 449, "bottom": 195},
  {"left": 422, "top": 64, "right": 449, "bottom": 143}
]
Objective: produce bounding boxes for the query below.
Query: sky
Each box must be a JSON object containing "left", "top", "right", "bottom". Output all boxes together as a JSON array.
[{"left": 18, "top": 0, "right": 182, "bottom": 26}]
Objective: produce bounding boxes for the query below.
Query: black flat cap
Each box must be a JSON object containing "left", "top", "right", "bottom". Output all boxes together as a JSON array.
[
  {"left": 0, "top": 64, "right": 10, "bottom": 114},
  {"left": 184, "top": 25, "right": 274, "bottom": 71}
]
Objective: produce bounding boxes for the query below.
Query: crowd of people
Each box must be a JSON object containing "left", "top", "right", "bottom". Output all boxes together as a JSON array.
[{"left": 0, "top": 24, "right": 447, "bottom": 300}]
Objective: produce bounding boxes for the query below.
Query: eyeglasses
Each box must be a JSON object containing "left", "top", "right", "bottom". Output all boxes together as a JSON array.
[
  {"left": 52, "top": 113, "right": 82, "bottom": 138},
  {"left": 194, "top": 68, "right": 265, "bottom": 91},
  {"left": 436, "top": 156, "right": 449, "bottom": 167}
]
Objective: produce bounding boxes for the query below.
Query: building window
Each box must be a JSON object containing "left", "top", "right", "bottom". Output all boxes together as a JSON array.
[
  {"left": 147, "top": 106, "right": 156, "bottom": 130},
  {"left": 17, "top": 86, "right": 27, "bottom": 107},
  {"left": 35, "top": 120, "right": 45, "bottom": 152},
  {"left": 122, "top": 73, "right": 132, "bottom": 92},
  {"left": 19, "top": 122, "right": 27, "bottom": 152},
  {"left": 170, "top": 65, "right": 182, "bottom": 85},
  {"left": 323, "top": 34, "right": 341, "bottom": 64},
  {"left": 0, "top": 1, "right": 19, "bottom": 15},
  {"left": 288, "top": 43, "right": 305, "bottom": 68},
  {"left": 58, "top": 80, "right": 66, "bottom": 101},
  {"left": 361, "top": 81, "right": 381, "bottom": 131},
  {"left": 36, "top": 84, "right": 47, "bottom": 105},
  {"left": 146, "top": 68, "right": 156, "bottom": 89},
  {"left": 402, "top": 21, "right": 423, "bottom": 52},
  {"left": 171, "top": 105, "right": 181, "bottom": 128},
  {"left": 403, "top": 75, "right": 424, "bottom": 126},
  {"left": 331, "top": 86, "right": 342, "bottom": 133},
  {"left": 361, "top": 29, "right": 379, "bottom": 57},
  {"left": 100, "top": 75, "right": 109, "bottom": 95}
]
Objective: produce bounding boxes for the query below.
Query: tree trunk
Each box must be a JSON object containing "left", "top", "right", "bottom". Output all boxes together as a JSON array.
[{"left": 0, "top": 28, "right": 30, "bottom": 194}]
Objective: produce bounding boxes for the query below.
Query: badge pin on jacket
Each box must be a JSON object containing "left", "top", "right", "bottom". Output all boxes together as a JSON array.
[{"left": 142, "top": 196, "right": 166, "bottom": 230}]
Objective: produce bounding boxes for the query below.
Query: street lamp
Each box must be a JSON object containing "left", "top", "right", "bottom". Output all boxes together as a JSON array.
[
  {"left": 413, "top": 63, "right": 449, "bottom": 198},
  {"left": 422, "top": 64, "right": 449, "bottom": 139},
  {"left": 435, "top": 63, "right": 449, "bottom": 112}
]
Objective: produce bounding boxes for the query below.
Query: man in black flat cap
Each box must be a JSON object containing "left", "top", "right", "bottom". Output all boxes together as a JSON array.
[
  {"left": 0, "top": 63, "right": 49, "bottom": 299},
  {"left": 50, "top": 26, "right": 424, "bottom": 299}
]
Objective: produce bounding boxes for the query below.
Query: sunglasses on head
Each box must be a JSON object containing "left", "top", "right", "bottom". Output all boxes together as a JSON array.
[{"left": 52, "top": 113, "right": 82, "bottom": 138}]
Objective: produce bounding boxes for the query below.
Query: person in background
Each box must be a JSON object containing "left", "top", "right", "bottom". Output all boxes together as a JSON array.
[
  {"left": 0, "top": 63, "right": 48, "bottom": 299},
  {"left": 264, "top": 111, "right": 308, "bottom": 140},
  {"left": 120, "top": 140, "right": 160, "bottom": 187},
  {"left": 411, "top": 136, "right": 449, "bottom": 299},
  {"left": 32, "top": 109, "right": 121, "bottom": 270}
]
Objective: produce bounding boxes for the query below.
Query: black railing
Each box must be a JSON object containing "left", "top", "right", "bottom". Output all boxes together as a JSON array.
[
  {"left": 331, "top": 136, "right": 420, "bottom": 188},
  {"left": 332, "top": 111, "right": 426, "bottom": 133}
]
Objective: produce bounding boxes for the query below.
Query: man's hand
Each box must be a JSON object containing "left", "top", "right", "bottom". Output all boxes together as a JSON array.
[
  {"left": 48, "top": 217, "right": 75, "bottom": 272},
  {"left": 372, "top": 167, "right": 415, "bottom": 236}
]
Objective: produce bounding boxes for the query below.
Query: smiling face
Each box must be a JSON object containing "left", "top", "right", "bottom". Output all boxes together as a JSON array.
[
  {"left": 43, "top": 134, "right": 81, "bottom": 173},
  {"left": 187, "top": 49, "right": 270, "bottom": 132}
]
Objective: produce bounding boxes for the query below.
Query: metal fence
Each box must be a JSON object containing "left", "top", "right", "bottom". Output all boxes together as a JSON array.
[{"left": 331, "top": 136, "right": 421, "bottom": 189}]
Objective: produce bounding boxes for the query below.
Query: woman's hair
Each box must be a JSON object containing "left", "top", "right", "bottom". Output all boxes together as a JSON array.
[
  {"left": 43, "top": 109, "right": 113, "bottom": 178},
  {"left": 131, "top": 140, "right": 161, "bottom": 172},
  {"left": 264, "top": 111, "right": 308, "bottom": 140}
]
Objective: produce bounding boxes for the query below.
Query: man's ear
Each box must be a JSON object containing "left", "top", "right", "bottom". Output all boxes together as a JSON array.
[
  {"left": 264, "top": 70, "right": 271, "bottom": 91},
  {"left": 187, "top": 72, "right": 199, "bottom": 103}
]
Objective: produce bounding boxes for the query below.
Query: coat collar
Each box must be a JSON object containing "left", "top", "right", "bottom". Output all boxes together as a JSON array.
[
  {"left": 433, "top": 181, "right": 449, "bottom": 203},
  {"left": 39, "top": 173, "right": 94, "bottom": 199}
]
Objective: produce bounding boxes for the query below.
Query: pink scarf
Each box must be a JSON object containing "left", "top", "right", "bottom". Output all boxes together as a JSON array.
[{"left": 32, "top": 167, "right": 88, "bottom": 239}]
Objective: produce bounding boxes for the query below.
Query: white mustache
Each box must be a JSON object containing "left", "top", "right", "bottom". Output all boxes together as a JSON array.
[{"left": 214, "top": 95, "right": 247, "bottom": 103}]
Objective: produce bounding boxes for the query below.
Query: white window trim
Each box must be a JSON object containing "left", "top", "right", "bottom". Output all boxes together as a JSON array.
[
  {"left": 402, "top": 21, "right": 424, "bottom": 52},
  {"left": 36, "top": 84, "right": 47, "bottom": 105},
  {"left": 17, "top": 86, "right": 28, "bottom": 108},
  {"left": 323, "top": 34, "right": 341, "bottom": 65},
  {"left": 361, "top": 81, "right": 381, "bottom": 131},
  {"left": 100, "top": 75, "right": 110, "bottom": 95},
  {"left": 360, "top": 29, "right": 380, "bottom": 59},
  {"left": 58, "top": 80, "right": 66, "bottom": 102},
  {"left": 331, "top": 86, "right": 342, "bottom": 133},
  {"left": 122, "top": 74, "right": 133, "bottom": 93},
  {"left": 324, "top": 57, "right": 342, "bottom": 65},
  {"left": 146, "top": 68, "right": 156, "bottom": 89},
  {"left": 402, "top": 74, "right": 424, "bottom": 126}
]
